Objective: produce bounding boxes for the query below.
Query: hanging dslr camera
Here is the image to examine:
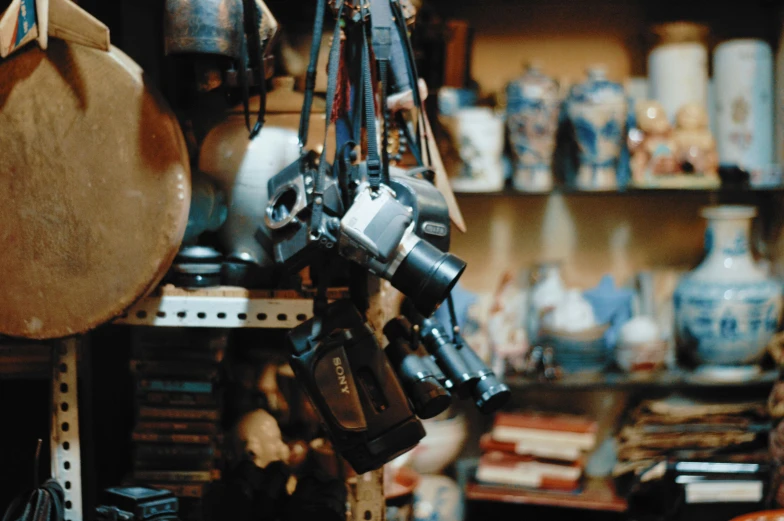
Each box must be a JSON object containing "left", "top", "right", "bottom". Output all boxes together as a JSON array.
[
  {"left": 338, "top": 173, "right": 466, "bottom": 317},
  {"left": 260, "top": 0, "right": 346, "bottom": 273},
  {"left": 263, "top": 151, "right": 344, "bottom": 272},
  {"left": 286, "top": 299, "right": 425, "bottom": 474}
]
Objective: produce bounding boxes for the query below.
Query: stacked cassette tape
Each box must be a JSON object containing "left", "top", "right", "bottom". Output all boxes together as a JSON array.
[{"left": 128, "top": 327, "right": 227, "bottom": 521}]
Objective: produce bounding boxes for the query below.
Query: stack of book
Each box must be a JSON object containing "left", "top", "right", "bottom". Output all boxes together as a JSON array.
[
  {"left": 129, "top": 328, "right": 227, "bottom": 521},
  {"left": 614, "top": 397, "right": 771, "bottom": 477},
  {"left": 476, "top": 412, "right": 599, "bottom": 492}
]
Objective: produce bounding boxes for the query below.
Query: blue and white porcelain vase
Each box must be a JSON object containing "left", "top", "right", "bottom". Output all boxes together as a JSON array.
[
  {"left": 566, "top": 66, "right": 627, "bottom": 190},
  {"left": 674, "top": 205, "right": 782, "bottom": 375},
  {"left": 505, "top": 63, "right": 560, "bottom": 192}
]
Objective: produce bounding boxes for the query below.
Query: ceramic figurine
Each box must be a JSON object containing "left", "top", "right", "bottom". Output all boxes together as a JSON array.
[
  {"left": 628, "top": 100, "right": 679, "bottom": 183},
  {"left": 566, "top": 66, "right": 627, "bottom": 191},
  {"left": 673, "top": 102, "right": 719, "bottom": 177},
  {"left": 674, "top": 206, "right": 783, "bottom": 378},
  {"left": 505, "top": 63, "right": 560, "bottom": 192}
]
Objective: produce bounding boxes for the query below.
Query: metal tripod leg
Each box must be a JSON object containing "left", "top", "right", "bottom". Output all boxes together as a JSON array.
[{"left": 52, "top": 337, "right": 83, "bottom": 521}]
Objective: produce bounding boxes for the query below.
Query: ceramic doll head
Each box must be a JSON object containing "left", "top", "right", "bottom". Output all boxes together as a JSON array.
[
  {"left": 635, "top": 100, "right": 671, "bottom": 135},
  {"left": 675, "top": 102, "right": 709, "bottom": 131},
  {"left": 233, "top": 409, "right": 291, "bottom": 469}
]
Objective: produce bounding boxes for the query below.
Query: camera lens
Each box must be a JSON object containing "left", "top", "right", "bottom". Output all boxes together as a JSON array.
[
  {"left": 384, "top": 318, "right": 452, "bottom": 419},
  {"left": 390, "top": 240, "right": 466, "bottom": 317},
  {"left": 419, "top": 318, "right": 476, "bottom": 397},
  {"left": 458, "top": 343, "right": 511, "bottom": 414}
]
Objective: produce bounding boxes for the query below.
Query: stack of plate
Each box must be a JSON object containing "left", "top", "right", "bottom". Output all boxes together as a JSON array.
[{"left": 539, "top": 325, "right": 610, "bottom": 373}]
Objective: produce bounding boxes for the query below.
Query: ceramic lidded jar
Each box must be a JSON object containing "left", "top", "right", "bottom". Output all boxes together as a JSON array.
[
  {"left": 505, "top": 63, "right": 560, "bottom": 192},
  {"left": 566, "top": 66, "right": 627, "bottom": 190},
  {"left": 648, "top": 22, "right": 709, "bottom": 123},
  {"left": 674, "top": 206, "right": 783, "bottom": 375}
]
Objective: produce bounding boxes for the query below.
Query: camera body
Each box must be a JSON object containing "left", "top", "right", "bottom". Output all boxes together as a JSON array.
[
  {"left": 286, "top": 299, "right": 425, "bottom": 474},
  {"left": 94, "top": 487, "right": 179, "bottom": 521},
  {"left": 338, "top": 171, "right": 466, "bottom": 317},
  {"left": 263, "top": 151, "right": 344, "bottom": 273}
]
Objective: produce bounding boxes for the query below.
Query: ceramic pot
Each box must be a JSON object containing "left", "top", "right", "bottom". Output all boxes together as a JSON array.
[
  {"left": 505, "top": 63, "right": 560, "bottom": 192},
  {"left": 199, "top": 114, "right": 300, "bottom": 267},
  {"left": 450, "top": 107, "right": 505, "bottom": 192},
  {"left": 714, "top": 39, "right": 774, "bottom": 175},
  {"left": 566, "top": 66, "right": 627, "bottom": 190},
  {"left": 674, "top": 206, "right": 783, "bottom": 373},
  {"left": 648, "top": 22, "right": 709, "bottom": 123}
]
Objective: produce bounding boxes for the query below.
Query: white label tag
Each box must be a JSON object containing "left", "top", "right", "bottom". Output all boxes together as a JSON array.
[{"left": 685, "top": 480, "right": 763, "bottom": 504}]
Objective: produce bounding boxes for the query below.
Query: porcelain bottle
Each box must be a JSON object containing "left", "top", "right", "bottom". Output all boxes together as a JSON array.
[
  {"left": 674, "top": 206, "right": 782, "bottom": 375},
  {"left": 565, "top": 66, "right": 627, "bottom": 191},
  {"left": 505, "top": 63, "right": 560, "bottom": 192}
]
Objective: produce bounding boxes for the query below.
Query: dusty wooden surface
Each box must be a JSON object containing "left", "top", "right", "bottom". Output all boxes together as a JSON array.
[{"left": 0, "top": 41, "right": 190, "bottom": 339}]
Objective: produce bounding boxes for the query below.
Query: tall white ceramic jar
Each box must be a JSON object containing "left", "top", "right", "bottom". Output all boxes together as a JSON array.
[
  {"left": 777, "top": 7, "right": 784, "bottom": 164},
  {"left": 714, "top": 39, "right": 774, "bottom": 175},
  {"left": 648, "top": 22, "right": 709, "bottom": 123}
]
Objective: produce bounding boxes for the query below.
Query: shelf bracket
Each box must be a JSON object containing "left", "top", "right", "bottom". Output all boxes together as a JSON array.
[{"left": 51, "top": 337, "right": 83, "bottom": 521}]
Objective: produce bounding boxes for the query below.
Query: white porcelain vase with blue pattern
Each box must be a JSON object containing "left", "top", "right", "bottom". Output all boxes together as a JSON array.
[
  {"left": 565, "top": 66, "right": 627, "bottom": 191},
  {"left": 674, "top": 205, "right": 782, "bottom": 372}
]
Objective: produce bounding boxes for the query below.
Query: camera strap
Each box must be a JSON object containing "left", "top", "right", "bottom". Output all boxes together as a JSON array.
[
  {"left": 446, "top": 293, "right": 463, "bottom": 345},
  {"left": 358, "top": 6, "right": 382, "bottom": 191},
  {"left": 298, "top": 0, "right": 327, "bottom": 150},
  {"left": 309, "top": 0, "right": 344, "bottom": 244},
  {"left": 389, "top": 0, "right": 430, "bottom": 165},
  {"left": 241, "top": 0, "right": 267, "bottom": 139},
  {"left": 369, "top": 0, "right": 393, "bottom": 187}
]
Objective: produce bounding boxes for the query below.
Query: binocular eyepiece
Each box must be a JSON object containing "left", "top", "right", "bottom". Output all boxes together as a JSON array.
[{"left": 385, "top": 316, "right": 510, "bottom": 417}]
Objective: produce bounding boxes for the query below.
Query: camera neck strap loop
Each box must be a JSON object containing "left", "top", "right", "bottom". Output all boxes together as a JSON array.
[{"left": 446, "top": 293, "right": 463, "bottom": 346}]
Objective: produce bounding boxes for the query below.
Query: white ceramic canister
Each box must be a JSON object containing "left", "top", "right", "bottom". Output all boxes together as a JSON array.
[
  {"left": 450, "top": 107, "right": 506, "bottom": 192},
  {"left": 714, "top": 39, "right": 774, "bottom": 175},
  {"left": 777, "top": 7, "right": 784, "bottom": 164},
  {"left": 648, "top": 22, "right": 709, "bottom": 123}
]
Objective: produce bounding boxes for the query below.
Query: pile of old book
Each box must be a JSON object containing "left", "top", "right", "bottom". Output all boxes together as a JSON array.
[
  {"left": 128, "top": 328, "right": 227, "bottom": 521},
  {"left": 476, "top": 411, "right": 599, "bottom": 492},
  {"left": 614, "top": 397, "right": 771, "bottom": 478}
]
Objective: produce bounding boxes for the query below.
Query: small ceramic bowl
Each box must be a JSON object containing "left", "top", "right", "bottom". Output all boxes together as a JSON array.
[
  {"left": 407, "top": 414, "right": 468, "bottom": 474},
  {"left": 539, "top": 324, "right": 610, "bottom": 373},
  {"left": 615, "top": 338, "right": 669, "bottom": 372}
]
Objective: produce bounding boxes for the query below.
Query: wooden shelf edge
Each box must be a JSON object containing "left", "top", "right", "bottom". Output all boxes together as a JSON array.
[
  {"left": 504, "top": 368, "right": 778, "bottom": 390},
  {"left": 465, "top": 478, "right": 628, "bottom": 513}
]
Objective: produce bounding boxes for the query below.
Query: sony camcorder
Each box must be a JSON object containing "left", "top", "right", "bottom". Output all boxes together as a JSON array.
[{"left": 286, "top": 299, "right": 426, "bottom": 474}]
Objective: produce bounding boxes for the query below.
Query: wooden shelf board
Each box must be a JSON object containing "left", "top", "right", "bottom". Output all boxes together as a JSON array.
[{"left": 465, "top": 477, "right": 627, "bottom": 512}]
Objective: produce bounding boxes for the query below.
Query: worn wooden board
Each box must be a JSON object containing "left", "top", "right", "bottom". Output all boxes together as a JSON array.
[{"left": 0, "top": 40, "right": 190, "bottom": 339}]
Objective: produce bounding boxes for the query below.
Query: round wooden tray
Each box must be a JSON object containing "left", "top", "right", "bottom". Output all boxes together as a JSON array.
[{"left": 0, "top": 40, "right": 190, "bottom": 339}]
